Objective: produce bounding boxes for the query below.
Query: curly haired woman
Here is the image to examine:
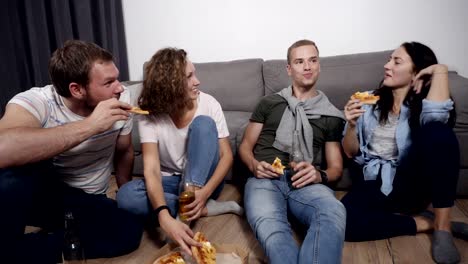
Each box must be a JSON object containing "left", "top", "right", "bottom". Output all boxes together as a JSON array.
[{"left": 116, "top": 48, "right": 243, "bottom": 255}]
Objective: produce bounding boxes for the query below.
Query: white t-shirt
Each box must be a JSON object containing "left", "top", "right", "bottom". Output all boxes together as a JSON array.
[
  {"left": 138, "top": 91, "right": 229, "bottom": 176},
  {"left": 8, "top": 85, "right": 133, "bottom": 194}
]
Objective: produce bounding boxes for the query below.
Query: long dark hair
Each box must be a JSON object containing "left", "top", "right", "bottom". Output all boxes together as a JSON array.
[{"left": 373, "top": 42, "right": 454, "bottom": 133}]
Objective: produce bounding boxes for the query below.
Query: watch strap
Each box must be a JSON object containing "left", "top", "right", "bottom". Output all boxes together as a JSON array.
[{"left": 319, "top": 169, "right": 328, "bottom": 184}]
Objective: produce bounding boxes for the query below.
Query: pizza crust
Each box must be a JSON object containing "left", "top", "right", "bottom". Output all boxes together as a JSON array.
[
  {"left": 128, "top": 107, "right": 150, "bottom": 115},
  {"left": 191, "top": 232, "right": 216, "bottom": 264},
  {"left": 153, "top": 251, "right": 186, "bottom": 264},
  {"left": 351, "top": 91, "right": 380, "bottom": 105},
  {"left": 191, "top": 244, "right": 203, "bottom": 264}
]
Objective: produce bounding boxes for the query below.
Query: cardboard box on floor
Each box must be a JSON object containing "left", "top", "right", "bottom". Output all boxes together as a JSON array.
[{"left": 152, "top": 243, "right": 249, "bottom": 264}]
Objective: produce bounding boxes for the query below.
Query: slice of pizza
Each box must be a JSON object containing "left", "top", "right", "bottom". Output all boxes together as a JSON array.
[
  {"left": 351, "top": 91, "right": 380, "bottom": 105},
  {"left": 153, "top": 251, "right": 186, "bottom": 264},
  {"left": 128, "top": 107, "right": 150, "bottom": 115},
  {"left": 191, "top": 232, "right": 216, "bottom": 264},
  {"left": 272, "top": 157, "right": 286, "bottom": 174}
]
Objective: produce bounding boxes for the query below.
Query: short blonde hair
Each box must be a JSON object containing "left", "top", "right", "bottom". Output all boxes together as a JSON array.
[{"left": 287, "top": 39, "right": 319, "bottom": 64}]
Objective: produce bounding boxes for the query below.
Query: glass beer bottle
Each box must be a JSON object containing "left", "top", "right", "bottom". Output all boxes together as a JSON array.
[
  {"left": 62, "top": 211, "right": 86, "bottom": 264},
  {"left": 289, "top": 130, "right": 304, "bottom": 189},
  {"left": 178, "top": 182, "right": 195, "bottom": 222}
]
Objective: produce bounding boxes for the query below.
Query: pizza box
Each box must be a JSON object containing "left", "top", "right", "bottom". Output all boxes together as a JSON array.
[{"left": 152, "top": 242, "right": 249, "bottom": 264}]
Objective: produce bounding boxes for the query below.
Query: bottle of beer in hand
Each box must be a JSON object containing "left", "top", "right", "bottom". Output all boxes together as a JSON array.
[
  {"left": 289, "top": 130, "right": 304, "bottom": 188},
  {"left": 62, "top": 211, "right": 86, "bottom": 263}
]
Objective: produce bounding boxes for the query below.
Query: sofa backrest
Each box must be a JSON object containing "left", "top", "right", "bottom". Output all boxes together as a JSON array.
[
  {"left": 123, "top": 50, "right": 468, "bottom": 194},
  {"left": 195, "top": 59, "right": 265, "bottom": 179},
  {"left": 449, "top": 72, "right": 468, "bottom": 169},
  {"left": 195, "top": 59, "right": 264, "bottom": 112}
]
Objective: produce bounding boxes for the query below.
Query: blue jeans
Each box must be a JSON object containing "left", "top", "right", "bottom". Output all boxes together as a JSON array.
[
  {"left": 244, "top": 172, "right": 346, "bottom": 264},
  {"left": 117, "top": 115, "right": 224, "bottom": 218}
]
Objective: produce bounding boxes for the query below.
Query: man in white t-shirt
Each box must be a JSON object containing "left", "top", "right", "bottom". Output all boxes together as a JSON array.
[{"left": 0, "top": 40, "right": 143, "bottom": 263}]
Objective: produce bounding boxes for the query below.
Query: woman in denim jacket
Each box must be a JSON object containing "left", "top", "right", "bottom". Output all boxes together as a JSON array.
[{"left": 341, "top": 42, "right": 467, "bottom": 264}]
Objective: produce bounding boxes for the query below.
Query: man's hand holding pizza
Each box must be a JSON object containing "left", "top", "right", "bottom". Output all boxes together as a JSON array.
[
  {"left": 85, "top": 98, "right": 131, "bottom": 134},
  {"left": 252, "top": 159, "right": 281, "bottom": 179}
]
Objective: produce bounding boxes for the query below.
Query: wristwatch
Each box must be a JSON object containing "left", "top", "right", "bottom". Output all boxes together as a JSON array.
[{"left": 319, "top": 169, "right": 328, "bottom": 184}]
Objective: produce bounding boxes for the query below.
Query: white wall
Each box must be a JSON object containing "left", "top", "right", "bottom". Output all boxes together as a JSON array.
[{"left": 122, "top": 0, "right": 468, "bottom": 80}]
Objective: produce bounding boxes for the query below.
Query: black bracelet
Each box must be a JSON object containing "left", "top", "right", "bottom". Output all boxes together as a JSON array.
[
  {"left": 153, "top": 205, "right": 170, "bottom": 217},
  {"left": 318, "top": 169, "right": 329, "bottom": 184}
]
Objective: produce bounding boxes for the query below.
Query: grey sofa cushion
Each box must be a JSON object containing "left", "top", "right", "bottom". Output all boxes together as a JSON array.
[
  {"left": 195, "top": 59, "right": 264, "bottom": 112},
  {"left": 223, "top": 111, "right": 252, "bottom": 180},
  {"left": 263, "top": 51, "right": 392, "bottom": 109},
  {"left": 450, "top": 72, "right": 468, "bottom": 168},
  {"left": 224, "top": 111, "right": 252, "bottom": 155},
  {"left": 450, "top": 70, "right": 468, "bottom": 196}
]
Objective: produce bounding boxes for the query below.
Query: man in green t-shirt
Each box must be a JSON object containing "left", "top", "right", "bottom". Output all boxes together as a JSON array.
[{"left": 239, "top": 39, "right": 346, "bottom": 264}]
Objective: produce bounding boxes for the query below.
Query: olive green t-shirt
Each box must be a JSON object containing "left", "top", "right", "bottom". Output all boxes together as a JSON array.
[{"left": 251, "top": 94, "right": 344, "bottom": 169}]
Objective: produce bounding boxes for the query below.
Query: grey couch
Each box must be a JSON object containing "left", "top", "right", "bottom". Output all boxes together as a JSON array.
[{"left": 125, "top": 50, "right": 468, "bottom": 196}]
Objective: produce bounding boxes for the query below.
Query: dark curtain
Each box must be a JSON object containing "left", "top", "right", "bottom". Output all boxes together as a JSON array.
[{"left": 0, "top": 0, "right": 129, "bottom": 116}]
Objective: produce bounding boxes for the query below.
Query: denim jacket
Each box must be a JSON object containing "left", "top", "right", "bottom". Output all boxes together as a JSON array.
[{"left": 346, "top": 97, "right": 454, "bottom": 195}]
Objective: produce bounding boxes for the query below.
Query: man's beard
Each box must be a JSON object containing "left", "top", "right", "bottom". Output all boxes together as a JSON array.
[{"left": 84, "top": 94, "right": 120, "bottom": 111}]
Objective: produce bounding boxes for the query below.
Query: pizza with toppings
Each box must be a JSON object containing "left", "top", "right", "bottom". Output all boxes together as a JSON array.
[
  {"left": 351, "top": 91, "right": 380, "bottom": 105},
  {"left": 191, "top": 232, "right": 216, "bottom": 264},
  {"left": 271, "top": 157, "right": 286, "bottom": 174},
  {"left": 128, "top": 107, "right": 150, "bottom": 115},
  {"left": 153, "top": 251, "right": 186, "bottom": 264}
]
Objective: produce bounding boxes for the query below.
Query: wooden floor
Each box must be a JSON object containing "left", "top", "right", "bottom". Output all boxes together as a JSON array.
[{"left": 86, "top": 178, "right": 468, "bottom": 264}]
